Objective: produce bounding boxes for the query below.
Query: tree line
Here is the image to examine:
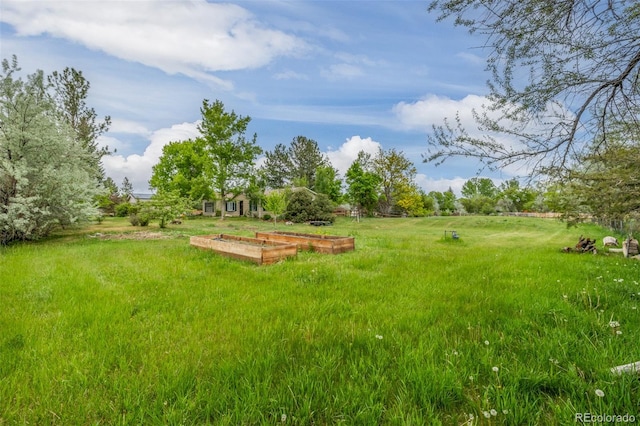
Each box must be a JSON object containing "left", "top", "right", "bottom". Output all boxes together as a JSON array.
[
  {"left": 5, "top": 3, "right": 640, "bottom": 248},
  {"left": 143, "top": 97, "right": 565, "bottom": 220},
  {"left": 426, "top": 0, "right": 640, "bottom": 234},
  {"left": 143, "top": 99, "right": 433, "bottom": 220},
  {"left": 0, "top": 56, "right": 110, "bottom": 245}
]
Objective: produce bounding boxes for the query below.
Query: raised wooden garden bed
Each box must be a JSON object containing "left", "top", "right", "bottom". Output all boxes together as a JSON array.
[
  {"left": 190, "top": 234, "right": 297, "bottom": 265},
  {"left": 255, "top": 231, "right": 355, "bottom": 254}
]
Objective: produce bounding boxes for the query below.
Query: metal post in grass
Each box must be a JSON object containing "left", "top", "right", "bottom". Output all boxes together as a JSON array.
[{"left": 444, "top": 230, "right": 460, "bottom": 240}]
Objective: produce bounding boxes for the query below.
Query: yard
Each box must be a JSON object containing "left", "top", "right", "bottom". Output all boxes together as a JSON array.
[{"left": 1, "top": 216, "right": 638, "bottom": 424}]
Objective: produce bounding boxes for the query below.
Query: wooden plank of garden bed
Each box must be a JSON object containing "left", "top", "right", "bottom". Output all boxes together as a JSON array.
[
  {"left": 190, "top": 234, "right": 297, "bottom": 265},
  {"left": 255, "top": 231, "right": 355, "bottom": 254}
]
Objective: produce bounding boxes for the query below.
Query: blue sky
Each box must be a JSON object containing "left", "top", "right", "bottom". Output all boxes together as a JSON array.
[{"left": 1, "top": 0, "right": 516, "bottom": 194}]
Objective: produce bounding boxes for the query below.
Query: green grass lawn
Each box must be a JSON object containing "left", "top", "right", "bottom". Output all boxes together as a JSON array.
[{"left": 1, "top": 216, "right": 639, "bottom": 424}]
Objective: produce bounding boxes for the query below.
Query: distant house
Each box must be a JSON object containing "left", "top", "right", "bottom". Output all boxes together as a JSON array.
[
  {"left": 202, "top": 187, "right": 320, "bottom": 218},
  {"left": 202, "top": 193, "right": 261, "bottom": 218}
]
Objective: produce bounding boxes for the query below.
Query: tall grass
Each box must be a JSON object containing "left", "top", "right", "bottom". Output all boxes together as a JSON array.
[{"left": 1, "top": 216, "right": 639, "bottom": 424}]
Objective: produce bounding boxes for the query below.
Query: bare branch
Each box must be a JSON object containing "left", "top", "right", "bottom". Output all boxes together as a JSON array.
[{"left": 426, "top": 0, "right": 640, "bottom": 177}]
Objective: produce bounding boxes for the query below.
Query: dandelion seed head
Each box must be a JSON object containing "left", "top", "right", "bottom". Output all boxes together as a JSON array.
[
  {"left": 281, "top": 413, "right": 287, "bottom": 422},
  {"left": 490, "top": 409, "right": 497, "bottom": 416},
  {"left": 375, "top": 335, "right": 383, "bottom": 340},
  {"left": 503, "top": 409, "right": 509, "bottom": 414},
  {"left": 595, "top": 389, "right": 605, "bottom": 398},
  {"left": 616, "top": 330, "right": 622, "bottom": 335},
  {"left": 483, "top": 411, "right": 491, "bottom": 418},
  {"left": 492, "top": 366, "right": 499, "bottom": 373},
  {"left": 484, "top": 340, "right": 490, "bottom": 346},
  {"left": 609, "top": 321, "right": 620, "bottom": 328}
]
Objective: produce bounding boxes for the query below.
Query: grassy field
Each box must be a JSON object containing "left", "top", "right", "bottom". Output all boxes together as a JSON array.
[{"left": 1, "top": 216, "right": 639, "bottom": 424}]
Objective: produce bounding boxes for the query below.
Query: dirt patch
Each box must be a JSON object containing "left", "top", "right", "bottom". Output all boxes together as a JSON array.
[{"left": 88, "top": 231, "right": 174, "bottom": 240}]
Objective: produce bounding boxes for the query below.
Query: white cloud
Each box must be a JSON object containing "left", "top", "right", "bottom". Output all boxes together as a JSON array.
[
  {"left": 272, "top": 11, "right": 350, "bottom": 43},
  {"left": 256, "top": 104, "right": 389, "bottom": 127},
  {"left": 322, "top": 63, "right": 364, "bottom": 80},
  {"left": 321, "top": 52, "right": 383, "bottom": 81},
  {"left": 393, "top": 94, "right": 576, "bottom": 178},
  {"left": 335, "top": 52, "right": 379, "bottom": 67},
  {"left": 393, "top": 95, "right": 525, "bottom": 176},
  {"left": 456, "top": 52, "right": 484, "bottom": 66},
  {"left": 273, "top": 70, "right": 309, "bottom": 80},
  {"left": 96, "top": 135, "right": 130, "bottom": 154},
  {"left": 415, "top": 175, "right": 468, "bottom": 196},
  {"left": 102, "top": 153, "right": 154, "bottom": 192},
  {"left": 102, "top": 121, "right": 200, "bottom": 192},
  {"left": 392, "top": 94, "right": 489, "bottom": 133},
  {"left": 326, "top": 136, "right": 381, "bottom": 176},
  {"left": 2, "top": 0, "right": 307, "bottom": 85},
  {"left": 108, "top": 119, "right": 151, "bottom": 135},
  {"left": 393, "top": 94, "right": 575, "bottom": 145}
]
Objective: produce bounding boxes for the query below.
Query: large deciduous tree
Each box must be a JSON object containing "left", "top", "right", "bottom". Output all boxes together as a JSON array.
[
  {"left": 345, "top": 153, "right": 381, "bottom": 219},
  {"left": 0, "top": 57, "right": 100, "bottom": 245},
  {"left": 459, "top": 177, "right": 497, "bottom": 214},
  {"left": 429, "top": 189, "right": 457, "bottom": 215},
  {"left": 461, "top": 177, "right": 497, "bottom": 199},
  {"left": 496, "top": 178, "right": 538, "bottom": 212},
  {"left": 426, "top": 0, "right": 640, "bottom": 176},
  {"left": 314, "top": 165, "right": 342, "bottom": 202},
  {"left": 149, "top": 138, "right": 213, "bottom": 202},
  {"left": 198, "top": 99, "right": 262, "bottom": 219},
  {"left": 395, "top": 182, "right": 428, "bottom": 216},
  {"left": 372, "top": 148, "right": 417, "bottom": 215}
]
